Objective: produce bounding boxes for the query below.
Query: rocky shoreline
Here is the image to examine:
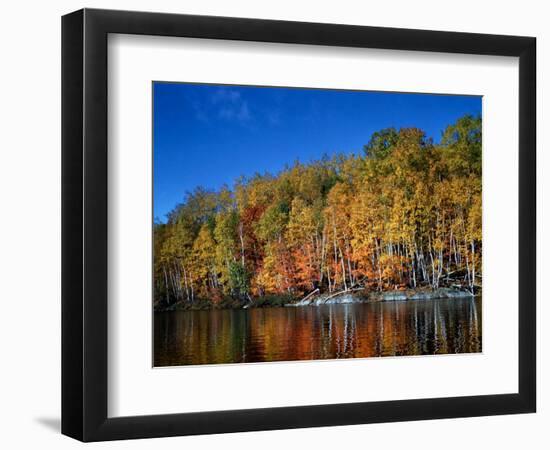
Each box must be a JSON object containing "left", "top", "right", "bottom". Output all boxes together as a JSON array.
[
  {"left": 285, "top": 287, "right": 474, "bottom": 307},
  {"left": 155, "top": 287, "right": 475, "bottom": 312}
]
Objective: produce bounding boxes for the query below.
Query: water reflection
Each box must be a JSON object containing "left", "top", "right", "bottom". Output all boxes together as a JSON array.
[{"left": 154, "top": 297, "right": 481, "bottom": 367}]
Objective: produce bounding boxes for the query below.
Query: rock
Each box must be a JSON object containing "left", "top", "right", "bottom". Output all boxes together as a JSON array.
[
  {"left": 286, "top": 287, "right": 474, "bottom": 307},
  {"left": 324, "top": 294, "right": 357, "bottom": 304}
]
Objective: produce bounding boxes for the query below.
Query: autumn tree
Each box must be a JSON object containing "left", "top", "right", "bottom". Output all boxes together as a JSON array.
[{"left": 153, "top": 114, "right": 483, "bottom": 306}]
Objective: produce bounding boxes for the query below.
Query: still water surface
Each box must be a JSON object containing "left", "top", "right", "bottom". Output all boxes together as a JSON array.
[{"left": 154, "top": 297, "right": 481, "bottom": 366}]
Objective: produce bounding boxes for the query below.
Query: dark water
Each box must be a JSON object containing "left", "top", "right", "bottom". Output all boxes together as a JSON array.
[{"left": 154, "top": 297, "right": 482, "bottom": 367}]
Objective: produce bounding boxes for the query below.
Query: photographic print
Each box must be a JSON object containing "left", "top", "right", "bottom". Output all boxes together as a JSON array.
[{"left": 153, "top": 83, "right": 482, "bottom": 367}]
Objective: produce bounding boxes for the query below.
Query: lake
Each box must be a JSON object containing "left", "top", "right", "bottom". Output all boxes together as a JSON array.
[{"left": 154, "top": 297, "right": 482, "bottom": 367}]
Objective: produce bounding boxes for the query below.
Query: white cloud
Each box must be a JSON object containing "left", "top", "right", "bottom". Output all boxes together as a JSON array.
[{"left": 211, "top": 88, "right": 252, "bottom": 124}]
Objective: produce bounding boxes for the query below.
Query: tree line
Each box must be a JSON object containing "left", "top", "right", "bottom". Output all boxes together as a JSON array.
[{"left": 154, "top": 114, "right": 481, "bottom": 308}]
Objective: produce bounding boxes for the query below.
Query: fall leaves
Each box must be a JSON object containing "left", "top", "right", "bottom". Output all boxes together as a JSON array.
[{"left": 154, "top": 115, "right": 482, "bottom": 308}]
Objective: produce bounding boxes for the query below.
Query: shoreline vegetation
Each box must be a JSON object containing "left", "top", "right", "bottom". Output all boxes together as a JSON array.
[
  {"left": 154, "top": 287, "right": 476, "bottom": 312},
  {"left": 154, "top": 115, "right": 482, "bottom": 313}
]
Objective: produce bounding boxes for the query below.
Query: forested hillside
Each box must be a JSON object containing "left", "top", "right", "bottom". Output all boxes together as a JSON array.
[{"left": 154, "top": 115, "right": 481, "bottom": 308}]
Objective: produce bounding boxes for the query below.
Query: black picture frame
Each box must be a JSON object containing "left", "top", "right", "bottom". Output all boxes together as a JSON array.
[{"left": 62, "top": 8, "right": 536, "bottom": 442}]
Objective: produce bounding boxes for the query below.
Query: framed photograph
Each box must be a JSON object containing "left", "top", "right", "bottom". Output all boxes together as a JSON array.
[{"left": 62, "top": 8, "right": 536, "bottom": 441}]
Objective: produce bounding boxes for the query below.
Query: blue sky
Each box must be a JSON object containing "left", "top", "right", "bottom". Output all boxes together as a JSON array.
[{"left": 153, "top": 82, "right": 481, "bottom": 222}]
